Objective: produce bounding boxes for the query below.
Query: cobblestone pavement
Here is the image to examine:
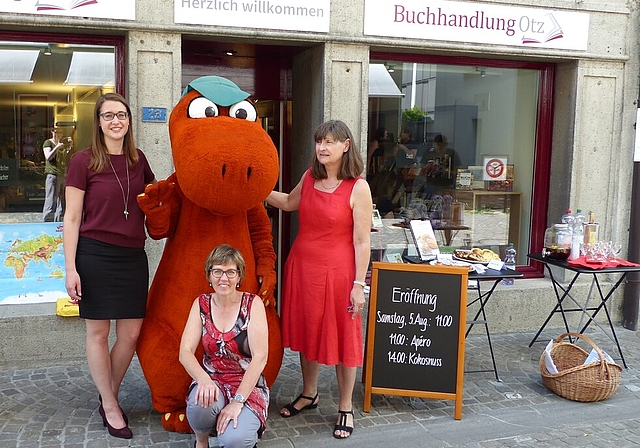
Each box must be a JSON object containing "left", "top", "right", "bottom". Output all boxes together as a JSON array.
[{"left": 1, "top": 327, "right": 640, "bottom": 447}]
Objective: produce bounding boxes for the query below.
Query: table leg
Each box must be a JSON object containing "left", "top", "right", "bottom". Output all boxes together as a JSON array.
[
  {"left": 577, "top": 273, "right": 629, "bottom": 368},
  {"left": 529, "top": 267, "right": 580, "bottom": 347},
  {"left": 466, "top": 279, "right": 501, "bottom": 381}
]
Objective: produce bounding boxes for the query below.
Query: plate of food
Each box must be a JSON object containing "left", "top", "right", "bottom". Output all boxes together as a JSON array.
[
  {"left": 453, "top": 248, "right": 501, "bottom": 264},
  {"left": 429, "top": 259, "right": 475, "bottom": 272}
]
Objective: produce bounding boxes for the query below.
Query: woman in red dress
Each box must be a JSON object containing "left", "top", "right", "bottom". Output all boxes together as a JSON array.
[{"left": 267, "top": 120, "right": 372, "bottom": 439}]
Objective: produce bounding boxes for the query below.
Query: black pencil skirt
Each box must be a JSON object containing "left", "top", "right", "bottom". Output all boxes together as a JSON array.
[{"left": 76, "top": 236, "right": 149, "bottom": 320}]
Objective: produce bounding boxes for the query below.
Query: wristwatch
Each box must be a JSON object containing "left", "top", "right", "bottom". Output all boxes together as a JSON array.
[{"left": 233, "top": 393, "right": 245, "bottom": 404}]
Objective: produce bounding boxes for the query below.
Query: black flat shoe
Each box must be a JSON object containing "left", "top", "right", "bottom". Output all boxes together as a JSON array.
[
  {"left": 98, "top": 404, "right": 133, "bottom": 439},
  {"left": 279, "top": 392, "right": 319, "bottom": 418},
  {"left": 333, "top": 410, "right": 354, "bottom": 439}
]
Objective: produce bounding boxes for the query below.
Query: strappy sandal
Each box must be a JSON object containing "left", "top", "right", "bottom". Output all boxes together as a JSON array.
[
  {"left": 279, "top": 392, "right": 319, "bottom": 418},
  {"left": 333, "top": 410, "right": 354, "bottom": 439}
]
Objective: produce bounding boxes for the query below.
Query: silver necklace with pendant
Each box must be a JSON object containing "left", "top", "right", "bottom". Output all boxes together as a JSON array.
[{"left": 109, "top": 155, "right": 130, "bottom": 220}]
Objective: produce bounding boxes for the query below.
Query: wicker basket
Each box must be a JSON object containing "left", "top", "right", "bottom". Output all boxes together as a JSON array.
[{"left": 539, "top": 332, "right": 622, "bottom": 402}]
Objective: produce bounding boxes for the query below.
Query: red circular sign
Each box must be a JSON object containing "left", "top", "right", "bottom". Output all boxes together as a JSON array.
[{"left": 485, "top": 159, "right": 505, "bottom": 179}]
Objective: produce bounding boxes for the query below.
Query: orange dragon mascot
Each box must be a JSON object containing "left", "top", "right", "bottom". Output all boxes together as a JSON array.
[{"left": 136, "top": 76, "right": 283, "bottom": 433}]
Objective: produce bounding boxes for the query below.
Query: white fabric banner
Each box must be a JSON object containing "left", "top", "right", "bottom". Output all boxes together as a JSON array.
[
  {"left": 0, "top": 0, "right": 135, "bottom": 20},
  {"left": 175, "top": 0, "right": 330, "bottom": 33},
  {"left": 364, "top": 0, "right": 589, "bottom": 51}
]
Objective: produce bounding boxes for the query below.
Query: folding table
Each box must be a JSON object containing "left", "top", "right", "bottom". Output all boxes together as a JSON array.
[
  {"left": 401, "top": 257, "right": 523, "bottom": 381},
  {"left": 527, "top": 253, "right": 640, "bottom": 368},
  {"left": 467, "top": 268, "right": 523, "bottom": 380}
]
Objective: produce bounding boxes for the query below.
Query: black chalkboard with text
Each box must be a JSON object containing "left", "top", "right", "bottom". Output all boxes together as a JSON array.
[{"left": 363, "top": 262, "right": 468, "bottom": 420}]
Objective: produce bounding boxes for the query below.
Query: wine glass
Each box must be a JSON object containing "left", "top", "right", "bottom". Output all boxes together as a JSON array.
[{"left": 610, "top": 242, "right": 622, "bottom": 261}]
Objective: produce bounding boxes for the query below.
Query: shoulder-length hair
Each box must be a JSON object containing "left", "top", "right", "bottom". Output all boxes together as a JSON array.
[
  {"left": 88, "top": 92, "right": 138, "bottom": 172},
  {"left": 309, "top": 120, "right": 364, "bottom": 180}
]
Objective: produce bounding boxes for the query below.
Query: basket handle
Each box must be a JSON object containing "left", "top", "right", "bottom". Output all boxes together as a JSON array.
[{"left": 555, "top": 332, "right": 612, "bottom": 377}]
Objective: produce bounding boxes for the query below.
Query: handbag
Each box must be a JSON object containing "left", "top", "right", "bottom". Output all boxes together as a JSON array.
[{"left": 56, "top": 297, "right": 79, "bottom": 317}]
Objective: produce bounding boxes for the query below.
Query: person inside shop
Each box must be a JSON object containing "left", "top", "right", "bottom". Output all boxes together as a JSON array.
[
  {"left": 1, "top": 138, "right": 17, "bottom": 159},
  {"left": 63, "top": 92, "right": 157, "bottom": 440},
  {"left": 179, "top": 244, "right": 269, "bottom": 448},
  {"left": 414, "top": 133, "right": 461, "bottom": 196},
  {"left": 370, "top": 167, "right": 400, "bottom": 218},
  {"left": 393, "top": 126, "right": 419, "bottom": 169},
  {"left": 42, "top": 127, "right": 72, "bottom": 221},
  {"left": 366, "top": 126, "right": 388, "bottom": 177},
  {"left": 266, "top": 120, "right": 372, "bottom": 440}
]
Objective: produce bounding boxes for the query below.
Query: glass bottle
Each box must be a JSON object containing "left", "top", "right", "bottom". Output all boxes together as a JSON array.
[
  {"left": 583, "top": 211, "right": 599, "bottom": 245},
  {"left": 502, "top": 243, "right": 517, "bottom": 285},
  {"left": 561, "top": 209, "right": 574, "bottom": 230}
]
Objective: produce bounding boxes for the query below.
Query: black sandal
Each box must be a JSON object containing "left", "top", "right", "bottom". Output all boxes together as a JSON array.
[
  {"left": 333, "top": 410, "right": 354, "bottom": 439},
  {"left": 279, "top": 392, "right": 319, "bottom": 418}
]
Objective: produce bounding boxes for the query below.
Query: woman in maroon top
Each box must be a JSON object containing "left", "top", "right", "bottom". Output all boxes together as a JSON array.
[{"left": 63, "top": 93, "right": 156, "bottom": 439}]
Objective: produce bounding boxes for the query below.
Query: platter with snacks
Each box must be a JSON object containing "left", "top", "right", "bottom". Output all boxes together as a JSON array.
[
  {"left": 429, "top": 259, "right": 475, "bottom": 272},
  {"left": 453, "top": 248, "right": 501, "bottom": 264}
]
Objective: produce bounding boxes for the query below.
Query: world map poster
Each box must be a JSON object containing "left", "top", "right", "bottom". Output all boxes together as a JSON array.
[{"left": 0, "top": 223, "right": 67, "bottom": 305}]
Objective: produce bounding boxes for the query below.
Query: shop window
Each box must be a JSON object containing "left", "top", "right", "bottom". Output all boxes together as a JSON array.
[
  {"left": 0, "top": 40, "right": 116, "bottom": 222},
  {"left": 369, "top": 56, "right": 553, "bottom": 267}
]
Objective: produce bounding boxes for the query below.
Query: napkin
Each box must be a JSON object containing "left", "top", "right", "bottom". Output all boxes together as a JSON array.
[{"left": 568, "top": 256, "right": 640, "bottom": 269}]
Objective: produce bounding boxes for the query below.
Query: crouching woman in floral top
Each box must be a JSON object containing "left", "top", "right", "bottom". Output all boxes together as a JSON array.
[{"left": 179, "top": 244, "right": 269, "bottom": 448}]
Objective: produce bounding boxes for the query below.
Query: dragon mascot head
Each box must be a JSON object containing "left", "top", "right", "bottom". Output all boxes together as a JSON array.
[{"left": 136, "top": 76, "right": 283, "bottom": 433}]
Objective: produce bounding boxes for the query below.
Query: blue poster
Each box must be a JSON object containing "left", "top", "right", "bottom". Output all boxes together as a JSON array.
[{"left": 0, "top": 222, "right": 67, "bottom": 305}]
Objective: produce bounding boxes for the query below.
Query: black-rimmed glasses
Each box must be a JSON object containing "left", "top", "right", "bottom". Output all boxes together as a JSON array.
[
  {"left": 99, "top": 111, "right": 129, "bottom": 121},
  {"left": 209, "top": 268, "right": 239, "bottom": 279}
]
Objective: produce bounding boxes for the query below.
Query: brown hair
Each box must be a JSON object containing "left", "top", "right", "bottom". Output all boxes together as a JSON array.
[
  {"left": 88, "top": 92, "right": 138, "bottom": 172},
  {"left": 309, "top": 120, "right": 364, "bottom": 180},
  {"left": 204, "top": 244, "right": 246, "bottom": 283}
]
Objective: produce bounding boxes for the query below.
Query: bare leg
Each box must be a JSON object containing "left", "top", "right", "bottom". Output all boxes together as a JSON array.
[
  {"left": 280, "top": 352, "right": 320, "bottom": 416},
  {"left": 85, "top": 319, "right": 126, "bottom": 429},
  {"left": 109, "top": 318, "right": 143, "bottom": 396},
  {"left": 194, "top": 432, "right": 209, "bottom": 448},
  {"left": 334, "top": 363, "right": 357, "bottom": 438}
]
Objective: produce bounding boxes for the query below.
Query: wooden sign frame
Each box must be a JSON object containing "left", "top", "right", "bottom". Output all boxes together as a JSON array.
[{"left": 363, "top": 262, "right": 468, "bottom": 420}]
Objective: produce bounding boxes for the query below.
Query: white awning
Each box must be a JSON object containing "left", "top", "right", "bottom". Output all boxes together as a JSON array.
[
  {"left": 65, "top": 52, "right": 114, "bottom": 86},
  {"left": 0, "top": 49, "right": 38, "bottom": 83},
  {"left": 369, "top": 64, "right": 403, "bottom": 98}
]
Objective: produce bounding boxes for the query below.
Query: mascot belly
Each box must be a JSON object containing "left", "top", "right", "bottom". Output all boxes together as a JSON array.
[{"left": 137, "top": 76, "right": 283, "bottom": 433}]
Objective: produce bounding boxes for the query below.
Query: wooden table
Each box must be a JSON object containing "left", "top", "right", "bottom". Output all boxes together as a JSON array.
[{"left": 447, "top": 190, "right": 522, "bottom": 247}]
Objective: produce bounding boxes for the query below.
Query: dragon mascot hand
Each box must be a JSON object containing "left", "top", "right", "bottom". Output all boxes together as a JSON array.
[{"left": 136, "top": 76, "right": 283, "bottom": 433}]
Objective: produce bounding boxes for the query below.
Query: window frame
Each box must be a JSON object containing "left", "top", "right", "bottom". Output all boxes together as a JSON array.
[{"left": 371, "top": 52, "right": 555, "bottom": 277}]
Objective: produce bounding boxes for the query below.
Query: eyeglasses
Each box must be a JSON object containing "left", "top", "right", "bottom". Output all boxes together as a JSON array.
[
  {"left": 209, "top": 268, "right": 239, "bottom": 279},
  {"left": 99, "top": 111, "right": 129, "bottom": 121}
]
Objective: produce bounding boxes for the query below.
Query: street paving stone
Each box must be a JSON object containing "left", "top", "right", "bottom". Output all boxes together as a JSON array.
[{"left": 1, "top": 327, "right": 639, "bottom": 447}]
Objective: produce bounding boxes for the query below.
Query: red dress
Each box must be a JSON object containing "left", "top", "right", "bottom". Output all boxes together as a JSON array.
[{"left": 282, "top": 170, "right": 363, "bottom": 367}]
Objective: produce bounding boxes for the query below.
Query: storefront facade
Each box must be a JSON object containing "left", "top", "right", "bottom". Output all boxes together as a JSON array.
[{"left": 0, "top": 1, "right": 638, "bottom": 366}]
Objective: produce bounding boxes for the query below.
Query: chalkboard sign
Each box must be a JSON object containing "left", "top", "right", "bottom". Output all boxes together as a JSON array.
[{"left": 363, "top": 262, "right": 468, "bottom": 420}]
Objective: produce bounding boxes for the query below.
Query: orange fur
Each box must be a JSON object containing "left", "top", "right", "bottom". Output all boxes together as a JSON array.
[{"left": 136, "top": 85, "right": 283, "bottom": 433}]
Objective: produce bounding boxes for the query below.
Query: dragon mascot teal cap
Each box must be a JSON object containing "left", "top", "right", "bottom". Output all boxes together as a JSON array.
[{"left": 181, "top": 76, "right": 250, "bottom": 106}]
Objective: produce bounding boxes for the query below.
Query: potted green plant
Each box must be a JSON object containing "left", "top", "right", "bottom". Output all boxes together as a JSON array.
[{"left": 402, "top": 106, "right": 427, "bottom": 123}]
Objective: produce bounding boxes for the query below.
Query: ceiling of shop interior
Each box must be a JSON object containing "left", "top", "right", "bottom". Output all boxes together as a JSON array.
[{"left": 182, "top": 39, "right": 309, "bottom": 100}]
